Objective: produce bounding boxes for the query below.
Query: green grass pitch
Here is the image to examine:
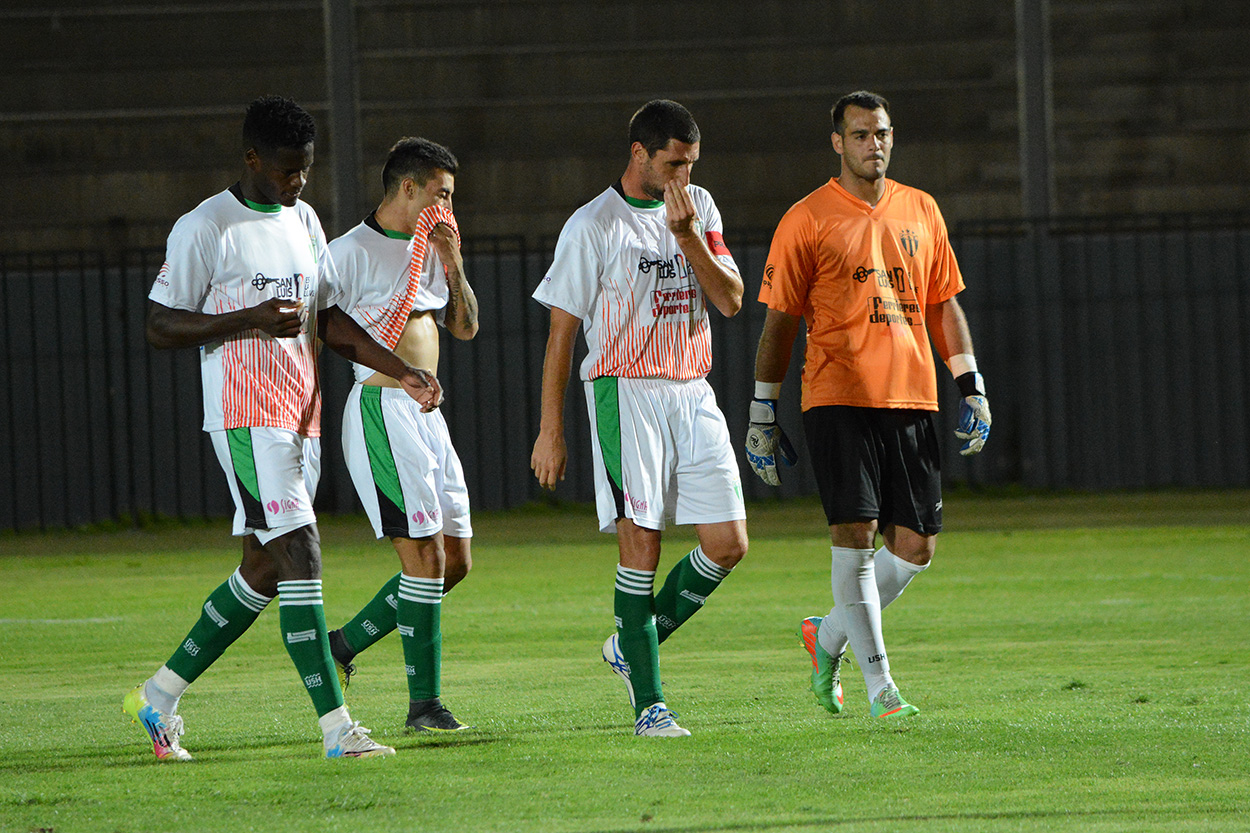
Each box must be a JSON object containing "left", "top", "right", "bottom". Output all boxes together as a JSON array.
[{"left": 1, "top": 492, "right": 1248, "bottom": 833}]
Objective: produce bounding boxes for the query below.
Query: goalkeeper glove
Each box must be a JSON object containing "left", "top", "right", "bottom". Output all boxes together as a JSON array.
[
  {"left": 745, "top": 399, "right": 797, "bottom": 486},
  {"left": 954, "top": 371, "right": 991, "bottom": 456}
]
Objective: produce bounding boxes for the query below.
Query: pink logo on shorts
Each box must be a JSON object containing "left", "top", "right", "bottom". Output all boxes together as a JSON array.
[
  {"left": 429, "top": 507, "right": 440, "bottom": 522},
  {"left": 412, "top": 511, "right": 426, "bottom": 525},
  {"left": 267, "top": 501, "right": 280, "bottom": 514},
  {"left": 624, "top": 492, "right": 648, "bottom": 513},
  {"left": 266, "top": 499, "right": 301, "bottom": 515}
]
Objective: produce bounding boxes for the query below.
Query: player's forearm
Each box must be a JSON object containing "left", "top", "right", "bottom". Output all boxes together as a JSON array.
[
  {"left": 146, "top": 302, "right": 259, "bottom": 350},
  {"left": 320, "top": 305, "right": 409, "bottom": 379},
  {"left": 676, "top": 233, "right": 743, "bottom": 317},
  {"left": 444, "top": 266, "right": 479, "bottom": 340},
  {"left": 536, "top": 345, "right": 573, "bottom": 437},
  {"left": 926, "top": 297, "right": 975, "bottom": 368},
  {"left": 536, "top": 310, "right": 580, "bottom": 437},
  {"left": 754, "top": 309, "right": 803, "bottom": 384}
]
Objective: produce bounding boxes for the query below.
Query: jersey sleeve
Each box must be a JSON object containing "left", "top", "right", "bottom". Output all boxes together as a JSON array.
[
  {"left": 149, "top": 212, "right": 219, "bottom": 312},
  {"left": 923, "top": 198, "right": 965, "bottom": 304},
  {"left": 326, "top": 236, "right": 361, "bottom": 313},
  {"left": 695, "top": 188, "right": 739, "bottom": 274},
  {"left": 759, "top": 202, "right": 816, "bottom": 316},
  {"left": 532, "top": 215, "right": 600, "bottom": 319},
  {"left": 308, "top": 212, "right": 344, "bottom": 311}
]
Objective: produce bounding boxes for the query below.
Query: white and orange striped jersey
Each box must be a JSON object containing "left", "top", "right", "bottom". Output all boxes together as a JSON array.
[
  {"left": 329, "top": 205, "right": 458, "bottom": 383},
  {"left": 149, "top": 188, "right": 342, "bottom": 436},
  {"left": 533, "top": 182, "right": 738, "bottom": 381}
]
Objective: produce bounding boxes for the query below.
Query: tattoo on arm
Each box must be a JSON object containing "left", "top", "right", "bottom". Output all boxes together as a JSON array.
[{"left": 446, "top": 271, "right": 479, "bottom": 329}]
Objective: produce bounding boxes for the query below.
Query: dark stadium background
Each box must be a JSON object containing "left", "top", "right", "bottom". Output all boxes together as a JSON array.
[{"left": 2, "top": 0, "right": 1248, "bottom": 529}]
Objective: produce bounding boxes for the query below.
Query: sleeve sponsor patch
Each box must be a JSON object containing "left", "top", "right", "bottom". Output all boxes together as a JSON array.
[{"left": 705, "top": 230, "right": 731, "bottom": 257}]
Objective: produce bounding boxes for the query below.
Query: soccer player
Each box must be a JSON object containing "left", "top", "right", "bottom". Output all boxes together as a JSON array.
[
  {"left": 324, "top": 137, "right": 477, "bottom": 733},
  {"left": 530, "top": 100, "right": 749, "bottom": 737},
  {"left": 123, "top": 95, "right": 442, "bottom": 761},
  {"left": 745, "top": 90, "right": 991, "bottom": 719}
]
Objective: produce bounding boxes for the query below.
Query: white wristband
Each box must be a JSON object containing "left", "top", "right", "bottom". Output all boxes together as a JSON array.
[
  {"left": 948, "top": 353, "right": 978, "bottom": 378},
  {"left": 754, "top": 380, "right": 782, "bottom": 400}
]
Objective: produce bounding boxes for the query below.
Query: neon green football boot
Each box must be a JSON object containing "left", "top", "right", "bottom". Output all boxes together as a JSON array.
[
  {"left": 800, "top": 616, "right": 844, "bottom": 715},
  {"left": 870, "top": 685, "right": 920, "bottom": 719}
]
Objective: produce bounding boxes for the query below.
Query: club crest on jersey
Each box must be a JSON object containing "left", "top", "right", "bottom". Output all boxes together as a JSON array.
[{"left": 899, "top": 228, "right": 919, "bottom": 257}]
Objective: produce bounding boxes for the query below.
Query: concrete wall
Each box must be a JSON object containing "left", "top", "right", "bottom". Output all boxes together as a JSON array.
[{"left": 2, "top": 0, "right": 1248, "bottom": 254}]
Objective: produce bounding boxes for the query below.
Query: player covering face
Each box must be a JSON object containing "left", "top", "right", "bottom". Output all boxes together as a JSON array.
[
  {"left": 323, "top": 136, "right": 480, "bottom": 734},
  {"left": 531, "top": 100, "right": 749, "bottom": 737}
]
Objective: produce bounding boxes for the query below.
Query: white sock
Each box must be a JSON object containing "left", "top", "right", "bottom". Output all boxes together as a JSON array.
[
  {"left": 319, "top": 705, "right": 352, "bottom": 742},
  {"left": 818, "top": 545, "right": 928, "bottom": 659},
  {"left": 827, "top": 546, "right": 893, "bottom": 703},
  {"left": 145, "top": 666, "right": 190, "bottom": 715}
]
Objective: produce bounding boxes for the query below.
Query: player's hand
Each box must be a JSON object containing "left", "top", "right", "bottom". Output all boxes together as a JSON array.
[
  {"left": 531, "top": 431, "right": 567, "bottom": 491},
  {"left": 663, "top": 179, "right": 699, "bottom": 239},
  {"left": 428, "top": 222, "right": 463, "bottom": 269},
  {"left": 953, "top": 370, "right": 991, "bottom": 456},
  {"left": 955, "top": 394, "right": 991, "bottom": 456},
  {"left": 250, "top": 297, "right": 304, "bottom": 339},
  {"left": 744, "top": 399, "right": 797, "bottom": 486},
  {"left": 398, "top": 366, "right": 443, "bottom": 412}
]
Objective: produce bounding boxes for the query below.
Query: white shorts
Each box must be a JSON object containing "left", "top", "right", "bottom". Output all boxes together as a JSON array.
[
  {"left": 209, "top": 427, "right": 320, "bottom": 545},
  {"left": 585, "top": 376, "right": 745, "bottom": 534},
  {"left": 342, "top": 384, "right": 472, "bottom": 540}
]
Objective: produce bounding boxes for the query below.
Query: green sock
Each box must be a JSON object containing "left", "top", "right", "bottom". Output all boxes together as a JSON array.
[
  {"left": 339, "top": 572, "right": 402, "bottom": 657},
  {"left": 655, "top": 546, "right": 732, "bottom": 645},
  {"left": 277, "top": 579, "right": 344, "bottom": 717},
  {"left": 165, "top": 568, "right": 271, "bottom": 683},
  {"left": 615, "top": 566, "right": 662, "bottom": 717},
  {"left": 397, "top": 574, "right": 443, "bottom": 701}
]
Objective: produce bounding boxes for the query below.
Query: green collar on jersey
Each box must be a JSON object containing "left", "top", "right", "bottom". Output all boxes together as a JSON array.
[
  {"left": 624, "top": 195, "right": 663, "bottom": 209},
  {"left": 241, "top": 196, "right": 282, "bottom": 213},
  {"left": 365, "top": 211, "right": 414, "bottom": 240}
]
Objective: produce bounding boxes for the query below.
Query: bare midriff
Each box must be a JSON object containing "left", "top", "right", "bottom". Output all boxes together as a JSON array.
[{"left": 362, "top": 309, "right": 439, "bottom": 387}]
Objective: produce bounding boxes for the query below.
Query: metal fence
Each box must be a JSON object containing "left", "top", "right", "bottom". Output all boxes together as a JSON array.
[{"left": 3, "top": 214, "right": 1249, "bottom": 531}]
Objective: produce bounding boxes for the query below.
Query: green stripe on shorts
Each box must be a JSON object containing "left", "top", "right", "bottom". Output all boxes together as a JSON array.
[
  {"left": 359, "top": 386, "right": 406, "bottom": 512},
  {"left": 226, "top": 427, "right": 261, "bottom": 502},
  {"left": 593, "top": 376, "right": 624, "bottom": 490}
]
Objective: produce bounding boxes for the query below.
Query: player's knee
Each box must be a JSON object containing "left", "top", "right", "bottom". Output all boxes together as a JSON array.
[
  {"left": 895, "top": 545, "right": 933, "bottom": 567},
  {"left": 448, "top": 549, "right": 472, "bottom": 585},
  {"left": 395, "top": 534, "right": 445, "bottom": 577},
  {"left": 705, "top": 536, "right": 747, "bottom": 570},
  {"left": 831, "top": 520, "right": 877, "bottom": 550},
  {"left": 240, "top": 536, "right": 281, "bottom": 596},
  {"left": 884, "top": 527, "right": 936, "bottom": 566},
  {"left": 238, "top": 560, "right": 279, "bottom": 597},
  {"left": 443, "top": 557, "right": 470, "bottom": 594},
  {"left": 273, "top": 525, "right": 323, "bottom": 580}
]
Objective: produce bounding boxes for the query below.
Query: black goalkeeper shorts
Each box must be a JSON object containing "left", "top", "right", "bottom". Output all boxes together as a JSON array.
[{"left": 802, "top": 405, "right": 943, "bottom": 535}]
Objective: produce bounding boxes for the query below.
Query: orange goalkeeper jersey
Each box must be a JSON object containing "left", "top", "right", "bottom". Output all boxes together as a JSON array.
[{"left": 759, "top": 178, "right": 964, "bottom": 412}]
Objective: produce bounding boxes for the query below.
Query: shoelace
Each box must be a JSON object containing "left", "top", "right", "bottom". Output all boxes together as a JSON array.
[
  {"left": 166, "top": 715, "right": 185, "bottom": 739},
  {"left": 638, "top": 706, "right": 680, "bottom": 730},
  {"left": 875, "top": 688, "right": 901, "bottom": 710}
]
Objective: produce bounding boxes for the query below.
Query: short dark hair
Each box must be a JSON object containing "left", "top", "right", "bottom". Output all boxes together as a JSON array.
[
  {"left": 242, "top": 95, "right": 316, "bottom": 155},
  {"left": 381, "top": 137, "right": 459, "bottom": 195},
  {"left": 628, "top": 99, "right": 700, "bottom": 156},
  {"left": 831, "top": 90, "right": 891, "bottom": 134}
]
